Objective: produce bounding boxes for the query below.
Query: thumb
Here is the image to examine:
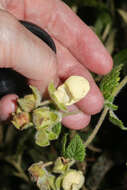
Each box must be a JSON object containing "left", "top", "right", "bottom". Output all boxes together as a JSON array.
[{"left": 0, "top": 10, "right": 58, "bottom": 94}]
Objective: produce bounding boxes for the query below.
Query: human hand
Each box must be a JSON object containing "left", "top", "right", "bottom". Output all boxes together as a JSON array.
[{"left": 0, "top": 0, "right": 113, "bottom": 129}]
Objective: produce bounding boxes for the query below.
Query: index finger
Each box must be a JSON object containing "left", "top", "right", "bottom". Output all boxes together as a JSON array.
[{"left": 5, "top": 0, "right": 113, "bottom": 75}]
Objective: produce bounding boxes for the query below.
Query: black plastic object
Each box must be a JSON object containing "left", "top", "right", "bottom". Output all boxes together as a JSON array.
[{"left": 0, "top": 20, "right": 56, "bottom": 99}]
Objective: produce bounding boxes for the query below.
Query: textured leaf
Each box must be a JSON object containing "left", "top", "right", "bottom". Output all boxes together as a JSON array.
[
  {"left": 100, "top": 64, "right": 123, "bottom": 101},
  {"left": 109, "top": 110, "right": 127, "bottom": 130},
  {"left": 65, "top": 135, "right": 85, "bottom": 162}
]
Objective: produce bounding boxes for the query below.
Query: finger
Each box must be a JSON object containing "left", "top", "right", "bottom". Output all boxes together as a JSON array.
[
  {"left": 0, "top": 93, "right": 91, "bottom": 129},
  {"left": 55, "top": 39, "right": 104, "bottom": 115},
  {"left": 0, "top": 94, "right": 18, "bottom": 121},
  {"left": 5, "top": 0, "right": 113, "bottom": 75},
  {"left": 0, "top": 10, "right": 58, "bottom": 94},
  {"left": 62, "top": 105, "right": 91, "bottom": 130}
]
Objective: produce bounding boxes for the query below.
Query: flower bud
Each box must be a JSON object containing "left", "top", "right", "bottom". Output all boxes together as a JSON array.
[
  {"left": 54, "top": 76, "right": 90, "bottom": 106},
  {"left": 32, "top": 107, "right": 62, "bottom": 130},
  {"left": 11, "top": 108, "right": 33, "bottom": 130},
  {"left": 62, "top": 170, "right": 85, "bottom": 190}
]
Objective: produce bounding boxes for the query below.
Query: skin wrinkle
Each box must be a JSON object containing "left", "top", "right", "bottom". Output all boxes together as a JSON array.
[{"left": 24, "top": 0, "right": 55, "bottom": 29}]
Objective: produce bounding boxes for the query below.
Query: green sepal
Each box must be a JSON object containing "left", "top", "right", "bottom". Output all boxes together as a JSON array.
[
  {"left": 35, "top": 128, "right": 50, "bottom": 147},
  {"left": 53, "top": 157, "right": 75, "bottom": 174},
  {"left": 30, "top": 85, "right": 42, "bottom": 107},
  {"left": 48, "top": 82, "right": 67, "bottom": 112},
  {"left": 55, "top": 175, "right": 63, "bottom": 190},
  {"left": 32, "top": 107, "right": 62, "bottom": 130},
  {"left": 47, "top": 123, "right": 62, "bottom": 141},
  {"left": 17, "top": 94, "right": 36, "bottom": 112},
  {"left": 11, "top": 108, "right": 33, "bottom": 130}
]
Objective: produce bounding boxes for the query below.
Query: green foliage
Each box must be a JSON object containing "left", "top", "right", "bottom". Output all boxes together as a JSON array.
[
  {"left": 65, "top": 135, "right": 86, "bottom": 162},
  {"left": 62, "top": 133, "right": 69, "bottom": 157},
  {"left": 100, "top": 64, "right": 123, "bottom": 101},
  {"left": 109, "top": 110, "right": 127, "bottom": 130}
]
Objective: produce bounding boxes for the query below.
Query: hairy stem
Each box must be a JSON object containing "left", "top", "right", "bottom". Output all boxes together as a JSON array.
[
  {"left": 84, "top": 107, "right": 109, "bottom": 147},
  {"left": 84, "top": 75, "right": 127, "bottom": 148}
]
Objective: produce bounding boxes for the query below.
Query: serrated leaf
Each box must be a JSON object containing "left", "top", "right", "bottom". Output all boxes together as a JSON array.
[
  {"left": 109, "top": 110, "right": 127, "bottom": 130},
  {"left": 100, "top": 64, "right": 123, "bottom": 101},
  {"left": 65, "top": 134, "right": 85, "bottom": 162}
]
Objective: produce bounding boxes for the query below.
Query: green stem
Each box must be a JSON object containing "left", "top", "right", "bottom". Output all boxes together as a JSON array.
[
  {"left": 112, "top": 75, "right": 127, "bottom": 97},
  {"left": 84, "top": 75, "right": 127, "bottom": 148},
  {"left": 84, "top": 107, "right": 109, "bottom": 148}
]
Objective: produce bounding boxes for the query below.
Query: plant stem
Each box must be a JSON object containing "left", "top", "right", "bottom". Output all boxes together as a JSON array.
[
  {"left": 5, "top": 157, "right": 29, "bottom": 182},
  {"left": 112, "top": 75, "right": 127, "bottom": 97},
  {"left": 84, "top": 107, "right": 109, "bottom": 148},
  {"left": 84, "top": 75, "right": 127, "bottom": 148}
]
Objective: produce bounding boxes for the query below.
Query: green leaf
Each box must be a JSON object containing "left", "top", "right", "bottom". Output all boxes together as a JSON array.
[
  {"left": 62, "top": 133, "right": 69, "bottom": 157},
  {"left": 109, "top": 110, "right": 127, "bottom": 130},
  {"left": 30, "top": 85, "right": 42, "bottom": 107},
  {"left": 100, "top": 64, "right": 123, "bottom": 101},
  {"left": 65, "top": 134, "right": 85, "bottom": 162}
]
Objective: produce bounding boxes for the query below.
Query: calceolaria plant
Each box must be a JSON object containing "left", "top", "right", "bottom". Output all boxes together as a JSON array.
[
  {"left": 11, "top": 76, "right": 90, "bottom": 147},
  {"left": 28, "top": 157, "right": 85, "bottom": 190}
]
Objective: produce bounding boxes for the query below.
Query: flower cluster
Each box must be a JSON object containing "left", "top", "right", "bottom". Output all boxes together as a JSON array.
[
  {"left": 11, "top": 76, "right": 90, "bottom": 147},
  {"left": 28, "top": 157, "right": 85, "bottom": 190}
]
